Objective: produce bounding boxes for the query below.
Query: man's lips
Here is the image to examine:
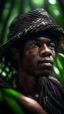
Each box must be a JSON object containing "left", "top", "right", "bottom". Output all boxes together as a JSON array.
[
  {"left": 38, "top": 62, "right": 53, "bottom": 69},
  {"left": 37, "top": 59, "right": 53, "bottom": 65},
  {"left": 37, "top": 59, "right": 53, "bottom": 71}
]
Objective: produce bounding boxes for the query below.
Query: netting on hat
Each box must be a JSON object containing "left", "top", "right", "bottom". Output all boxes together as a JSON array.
[{"left": 8, "top": 8, "right": 63, "bottom": 40}]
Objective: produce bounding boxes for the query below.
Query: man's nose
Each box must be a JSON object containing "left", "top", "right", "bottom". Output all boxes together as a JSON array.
[{"left": 39, "top": 44, "right": 52, "bottom": 57}]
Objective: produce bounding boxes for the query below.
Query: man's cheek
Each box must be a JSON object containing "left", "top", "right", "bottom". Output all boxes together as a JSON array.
[{"left": 52, "top": 51, "right": 56, "bottom": 58}]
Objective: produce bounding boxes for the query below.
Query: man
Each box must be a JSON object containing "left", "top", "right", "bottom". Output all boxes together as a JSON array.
[{"left": 0, "top": 8, "right": 64, "bottom": 114}]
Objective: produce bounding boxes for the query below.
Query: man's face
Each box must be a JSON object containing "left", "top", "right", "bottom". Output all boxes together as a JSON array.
[{"left": 20, "top": 37, "right": 56, "bottom": 76}]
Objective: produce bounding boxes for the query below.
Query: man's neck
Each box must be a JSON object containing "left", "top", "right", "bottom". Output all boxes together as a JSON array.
[{"left": 17, "top": 68, "right": 38, "bottom": 100}]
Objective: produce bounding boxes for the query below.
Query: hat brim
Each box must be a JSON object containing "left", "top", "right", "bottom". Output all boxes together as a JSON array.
[{"left": 0, "top": 21, "right": 64, "bottom": 57}]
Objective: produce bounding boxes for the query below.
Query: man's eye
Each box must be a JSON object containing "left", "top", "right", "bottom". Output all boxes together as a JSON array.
[
  {"left": 30, "top": 42, "right": 40, "bottom": 48},
  {"left": 48, "top": 43, "right": 55, "bottom": 50}
]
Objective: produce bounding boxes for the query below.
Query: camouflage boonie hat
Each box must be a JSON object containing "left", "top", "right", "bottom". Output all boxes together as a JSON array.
[{"left": 0, "top": 8, "right": 64, "bottom": 54}]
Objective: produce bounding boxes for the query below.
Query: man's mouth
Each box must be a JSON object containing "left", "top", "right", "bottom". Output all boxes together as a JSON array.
[
  {"left": 37, "top": 59, "right": 53, "bottom": 65},
  {"left": 37, "top": 58, "right": 53, "bottom": 71}
]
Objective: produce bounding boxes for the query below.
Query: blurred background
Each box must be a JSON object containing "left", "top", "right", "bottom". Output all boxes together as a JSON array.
[{"left": 0, "top": 0, "right": 64, "bottom": 85}]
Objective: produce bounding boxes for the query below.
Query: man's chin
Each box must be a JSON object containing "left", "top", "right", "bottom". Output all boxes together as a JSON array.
[{"left": 37, "top": 70, "right": 51, "bottom": 77}]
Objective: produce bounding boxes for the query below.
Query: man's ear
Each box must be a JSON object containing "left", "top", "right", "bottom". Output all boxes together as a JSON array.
[{"left": 11, "top": 48, "right": 20, "bottom": 60}]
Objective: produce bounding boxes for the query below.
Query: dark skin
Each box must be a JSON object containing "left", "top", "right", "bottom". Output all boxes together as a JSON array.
[
  {"left": 12, "top": 36, "right": 56, "bottom": 114},
  {"left": 13, "top": 37, "right": 56, "bottom": 98},
  {"left": 21, "top": 37, "right": 55, "bottom": 76}
]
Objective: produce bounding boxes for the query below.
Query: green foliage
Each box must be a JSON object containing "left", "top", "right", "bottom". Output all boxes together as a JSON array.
[
  {"left": 47, "top": 0, "right": 64, "bottom": 29},
  {"left": 0, "top": 0, "right": 20, "bottom": 44},
  {"left": 0, "top": 88, "right": 24, "bottom": 114},
  {"left": 52, "top": 53, "right": 64, "bottom": 86}
]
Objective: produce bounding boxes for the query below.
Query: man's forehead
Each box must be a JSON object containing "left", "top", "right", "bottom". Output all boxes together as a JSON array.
[
  {"left": 27, "top": 36, "right": 56, "bottom": 44},
  {"left": 35, "top": 37, "right": 52, "bottom": 42},
  {"left": 27, "top": 37, "right": 52, "bottom": 43},
  {"left": 23, "top": 30, "right": 60, "bottom": 44}
]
